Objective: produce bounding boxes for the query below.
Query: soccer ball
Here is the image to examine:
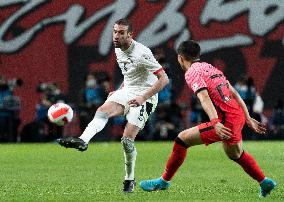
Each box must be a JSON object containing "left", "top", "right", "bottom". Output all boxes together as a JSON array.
[{"left": 47, "top": 103, "right": 73, "bottom": 126}]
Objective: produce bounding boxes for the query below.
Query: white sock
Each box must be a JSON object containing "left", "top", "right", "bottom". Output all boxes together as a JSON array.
[
  {"left": 121, "top": 137, "right": 137, "bottom": 180},
  {"left": 79, "top": 111, "right": 108, "bottom": 143},
  {"left": 124, "top": 148, "right": 137, "bottom": 180}
]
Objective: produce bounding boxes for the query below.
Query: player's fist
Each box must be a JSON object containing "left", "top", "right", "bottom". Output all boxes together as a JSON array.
[{"left": 128, "top": 96, "right": 146, "bottom": 107}]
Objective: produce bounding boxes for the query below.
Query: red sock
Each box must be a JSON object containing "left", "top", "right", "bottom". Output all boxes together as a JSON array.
[
  {"left": 162, "top": 138, "right": 187, "bottom": 181},
  {"left": 235, "top": 151, "right": 265, "bottom": 183}
]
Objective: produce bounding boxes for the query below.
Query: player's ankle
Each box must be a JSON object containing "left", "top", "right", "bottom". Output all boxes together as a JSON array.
[
  {"left": 79, "top": 137, "right": 88, "bottom": 144},
  {"left": 160, "top": 176, "right": 170, "bottom": 183},
  {"left": 259, "top": 177, "right": 267, "bottom": 184}
]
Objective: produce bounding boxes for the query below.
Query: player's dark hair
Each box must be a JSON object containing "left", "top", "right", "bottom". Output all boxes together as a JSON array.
[
  {"left": 177, "top": 40, "right": 201, "bottom": 61},
  {"left": 114, "top": 18, "right": 133, "bottom": 33}
]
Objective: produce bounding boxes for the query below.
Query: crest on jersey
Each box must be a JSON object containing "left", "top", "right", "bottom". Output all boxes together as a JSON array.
[
  {"left": 143, "top": 55, "right": 151, "bottom": 61},
  {"left": 192, "top": 83, "right": 199, "bottom": 92}
]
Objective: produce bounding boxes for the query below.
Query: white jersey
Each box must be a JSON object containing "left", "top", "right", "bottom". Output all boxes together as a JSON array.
[{"left": 115, "top": 40, "right": 162, "bottom": 98}]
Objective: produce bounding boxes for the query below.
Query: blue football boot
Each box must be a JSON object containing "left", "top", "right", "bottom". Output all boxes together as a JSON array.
[
  {"left": 259, "top": 178, "right": 276, "bottom": 198},
  {"left": 140, "top": 177, "right": 170, "bottom": 192}
]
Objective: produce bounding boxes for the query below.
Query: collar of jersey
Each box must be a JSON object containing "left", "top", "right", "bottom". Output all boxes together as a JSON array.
[{"left": 190, "top": 59, "right": 201, "bottom": 68}]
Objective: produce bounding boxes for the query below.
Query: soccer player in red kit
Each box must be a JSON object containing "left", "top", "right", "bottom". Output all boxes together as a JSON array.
[{"left": 139, "top": 40, "right": 276, "bottom": 197}]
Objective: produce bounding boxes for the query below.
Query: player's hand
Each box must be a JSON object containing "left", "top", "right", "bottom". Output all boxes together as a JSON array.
[
  {"left": 107, "top": 91, "right": 115, "bottom": 98},
  {"left": 246, "top": 117, "right": 267, "bottom": 135},
  {"left": 214, "top": 122, "right": 233, "bottom": 140},
  {"left": 128, "top": 96, "right": 146, "bottom": 107}
]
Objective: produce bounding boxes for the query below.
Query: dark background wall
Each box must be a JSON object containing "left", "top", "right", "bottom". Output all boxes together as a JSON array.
[{"left": 0, "top": 0, "right": 284, "bottom": 126}]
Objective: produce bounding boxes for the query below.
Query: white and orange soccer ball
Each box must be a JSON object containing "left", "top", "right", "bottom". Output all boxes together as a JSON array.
[{"left": 47, "top": 103, "right": 73, "bottom": 126}]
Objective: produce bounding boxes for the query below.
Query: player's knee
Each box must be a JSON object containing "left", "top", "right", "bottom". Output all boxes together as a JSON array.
[
  {"left": 121, "top": 137, "right": 136, "bottom": 153},
  {"left": 178, "top": 130, "right": 187, "bottom": 139},
  {"left": 97, "top": 105, "right": 108, "bottom": 114},
  {"left": 98, "top": 102, "right": 124, "bottom": 117},
  {"left": 228, "top": 150, "right": 244, "bottom": 161},
  {"left": 175, "top": 136, "right": 189, "bottom": 148},
  {"left": 177, "top": 129, "right": 195, "bottom": 147}
]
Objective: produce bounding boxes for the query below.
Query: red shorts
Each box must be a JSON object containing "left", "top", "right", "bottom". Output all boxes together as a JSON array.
[{"left": 198, "top": 117, "right": 245, "bottom": 145}]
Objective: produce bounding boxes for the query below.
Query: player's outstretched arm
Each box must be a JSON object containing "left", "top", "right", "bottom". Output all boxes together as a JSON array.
[
  {"left": 128, "top": 70, "right": 169, "bottom": 107},
  {"left": 143, "top": 70, "right": 169, "bottom": 99},
  {"left": 228, "top": 82, "right": 251, "bottom": 119},
  {"left": 196, "top": 89, "right": 218, "bottom": 121},
  {"left": 228, "top": 82, "right": 266, "bottom": 135},
  {"left": 197, "top": 89, "right": 232, "bottom": 139}
]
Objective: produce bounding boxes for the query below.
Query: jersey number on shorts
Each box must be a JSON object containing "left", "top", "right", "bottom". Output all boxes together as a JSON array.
[
  {"left": 138, "top": 105, "right": 145, "bottom": 121},
  {"left": 138, "top": 102, "right": 153, "bottom": 121}
]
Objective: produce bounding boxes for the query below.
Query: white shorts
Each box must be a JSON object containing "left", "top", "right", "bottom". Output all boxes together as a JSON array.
[{"left": 106, "top": 89, "right": 158, "bottom": 129}]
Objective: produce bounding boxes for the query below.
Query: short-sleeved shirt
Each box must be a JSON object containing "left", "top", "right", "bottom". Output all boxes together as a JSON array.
[
  {"left": 185, "top": 62, "right": 245, "bottom": 122},
  {"left": 115, "top": 40, "right": 163, "bottom": 99}
]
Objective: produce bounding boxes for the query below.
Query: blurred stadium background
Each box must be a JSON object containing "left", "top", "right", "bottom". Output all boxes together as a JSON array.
[{"left": 1, "top": 0, "right": 284, "bottom": 143}]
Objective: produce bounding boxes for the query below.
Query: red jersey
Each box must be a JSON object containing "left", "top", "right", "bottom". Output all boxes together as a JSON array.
[{"left": 185, "top": 62, "right": 245, "bottom": 122}]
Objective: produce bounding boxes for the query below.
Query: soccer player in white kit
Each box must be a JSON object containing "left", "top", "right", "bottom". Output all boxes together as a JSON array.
[{"left": 57, "top": 18, "right": 169, "bottom": 193}]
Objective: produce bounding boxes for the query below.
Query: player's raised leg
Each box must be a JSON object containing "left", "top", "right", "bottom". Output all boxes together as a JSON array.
[
  {"left": 140, "top": 126, "right": 203, "bottom": 191},
  {"left": 223, "top": 142, "right": 276, "bottom": 197},
  {"left": 121, "top": 122, "right": 140, "bottom": 193},
  {"left": 57, "top": 101, "right": 124, "bottom": 151}
]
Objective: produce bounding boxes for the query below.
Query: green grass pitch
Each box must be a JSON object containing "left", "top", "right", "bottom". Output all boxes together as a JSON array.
[{"left": 0, "top": 141, "right": 282, "bottom": 201}]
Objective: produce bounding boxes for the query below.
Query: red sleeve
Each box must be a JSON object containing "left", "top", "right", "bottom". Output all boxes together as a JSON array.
[
  {"left": 153, "top": 67, "right": 164, "bottom": 75},
  {"left": 185, "top": 69, "right": 207, "bottom": 93}
]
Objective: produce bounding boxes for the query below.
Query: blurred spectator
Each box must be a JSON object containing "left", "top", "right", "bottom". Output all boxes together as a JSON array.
[
  {"left": 94, "top": 71, "right": 111, "bottom": 100},
  {"left": 269, "top": 98, "right": 284, "bottom": 135},
  {"left": 252, "top": 92, "right": 266, "bottom": 123},
  {"left": 234, "top": 75, "right": 248, "bottom": 100},
  {"left": 21, "top": 82, "right": 66, "bottom": 142},
  {"left": 40, "top": 82, "right": 66, "bottom": 141},
  {"left": 37, "top": 82, "right": 66, "bottom": 104},
  {"left": 245, "top": 77, "right": 257, "bottom": 114},
  {"left": 78, "top": 72, "right": 110, "bottom": 131},
  {"left": 77, "top": 71, "right": 114, "bottom": 141},
  {"left": 153, "top": 48, "right": 173, "bottom": 104},
  {"left": 82, "top": 73, "right": 105, "bottom": 107},
  {"left": 234, "top": 76, "right": 256, "bottom": 114},
  {"left": 0, "top": 75, "right": 21, "bottom": 142},
  {"left": 152, "top": 103, "right": 183, "bottom": 140},
  {"left": 234, "top": 76, "right": 268, "bottom": 140},
  {"left": 188, "top": 94, "right": 208, "bottom": 126}
]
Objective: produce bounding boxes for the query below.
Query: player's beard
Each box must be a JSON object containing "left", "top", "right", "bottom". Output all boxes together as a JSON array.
[
  {"left": 113, "top": 41, "right": 121, "bottom": 48},
  {"left": 113, "top": 39, "right": 126, "bottom": 48},
  {"left": 114, "top": 39, "right": 128, "bottom": 50}
]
